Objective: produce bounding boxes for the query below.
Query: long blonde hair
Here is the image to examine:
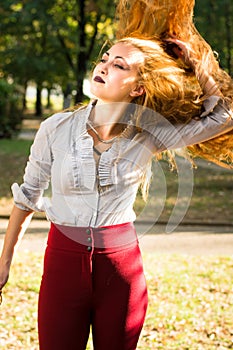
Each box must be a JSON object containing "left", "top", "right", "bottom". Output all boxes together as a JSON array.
[
  {"left": 115, "top": 0, "right": 233, "bottom": 170},
  {"left": 118, "top": 36, "right": 202, "bottom": 123}
]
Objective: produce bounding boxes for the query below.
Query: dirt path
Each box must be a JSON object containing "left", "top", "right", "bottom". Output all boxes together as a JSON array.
[{"left": 1, "top": 219, "right": 233, "bottom": 256}]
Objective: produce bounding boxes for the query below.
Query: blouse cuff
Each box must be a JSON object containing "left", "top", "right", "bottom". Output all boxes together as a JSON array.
[
  {"left": 200, "top": 95, "right": 233, "bottom": 118},
  {"left": 11, "top": 183, "right": 44, "bottom": 212}
]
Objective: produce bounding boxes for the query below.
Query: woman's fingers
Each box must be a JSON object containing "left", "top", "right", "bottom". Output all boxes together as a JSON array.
[{"left": 164, "top": 38, "right": 198, "bottom": 69}]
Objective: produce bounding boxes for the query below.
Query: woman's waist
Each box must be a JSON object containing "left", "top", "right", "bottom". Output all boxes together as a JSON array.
[
  {"left": 44, "top": 195, "right": 137, "bottom": 228},
  {"left": 47, "top": 222, "right": 138, "bottom": 253}
]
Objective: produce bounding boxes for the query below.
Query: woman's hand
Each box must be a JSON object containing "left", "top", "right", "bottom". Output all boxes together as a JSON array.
[
  {"left": 165, "top": 38, "right": 199, "bottom": 70},
  {"left": 165, "top": 38, "right": 222, "bottom": 97}
]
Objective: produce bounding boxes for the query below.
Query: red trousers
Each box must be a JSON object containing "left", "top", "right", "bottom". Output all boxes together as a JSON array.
[{"left": 38, "top": 223, "right": 148, "bottom": 350}]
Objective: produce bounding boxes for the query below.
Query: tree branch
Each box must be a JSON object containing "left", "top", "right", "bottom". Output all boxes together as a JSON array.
[
  {"left": 87, "top": 12, "right": 101, "bottom": 60},
  {"left": 57, "top": 30, "right": 75, "bottom": 71}
]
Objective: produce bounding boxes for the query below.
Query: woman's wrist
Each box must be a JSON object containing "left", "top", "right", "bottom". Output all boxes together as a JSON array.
[
  {"left": 194, "top": 67, "right": 222, "bottom": 97},
  {"left": 0, "top": 255, "right": 12, "bottom": 269},
  {"left": 166, "top": 38, "right": 223, "bottom": 97}
]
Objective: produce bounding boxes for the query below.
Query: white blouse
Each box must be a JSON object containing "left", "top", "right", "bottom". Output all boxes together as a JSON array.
[{"left": 12, "top": 97, "right": 233, "bottom": 227}]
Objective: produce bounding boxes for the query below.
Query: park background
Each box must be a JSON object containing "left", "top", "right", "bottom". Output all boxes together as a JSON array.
[{"left": 0, "top": 0, "right": 233, "bottom": 349}]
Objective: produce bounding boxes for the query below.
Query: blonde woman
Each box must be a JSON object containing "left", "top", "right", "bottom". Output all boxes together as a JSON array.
[{"left": 0, "top": 1, "right": 233, "bottom": 349}]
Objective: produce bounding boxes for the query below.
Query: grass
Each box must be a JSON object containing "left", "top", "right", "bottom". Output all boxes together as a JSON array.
[
  {"left": 0, "top": 139, "right": 32, "bottom": 155},
  {"left": 0, "top": 138, "right": 232, "bottom": 224},
  {"left": 0, "top": 252, "right": 233, "bottom": 349},
  {"left": 141, "top": 254, "right": 233, "bottom": 349},
  {"left": 134, "top": 159, "right": 233, "bottom": 225},
  {"left": 0, "top": 139, "right": 33, "bottom": 215}
]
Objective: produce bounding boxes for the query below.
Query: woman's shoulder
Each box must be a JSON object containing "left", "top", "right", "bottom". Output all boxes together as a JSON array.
[{"left": 39, "top": 105, "right": 89, "bottom": 133}]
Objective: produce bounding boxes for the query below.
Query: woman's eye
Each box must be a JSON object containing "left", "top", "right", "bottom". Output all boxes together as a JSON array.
[
  {"left": 114, "top": 64, "right": 124, "bottom": 70},
  {"left": 98, "top": 59, "right": 126, "bottom": 70}
]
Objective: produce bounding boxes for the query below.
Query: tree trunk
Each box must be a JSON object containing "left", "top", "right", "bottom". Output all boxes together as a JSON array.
[
  {"left": 46, "top": 88, "right": 52, "bottom": 109},
  {"left": 225, "top": 1, "right": 232, "bottom": 76},
  {"left": 63, "top": 83, "right": 72, "bottom": 109},
  {"left": 22, "top": 81, "right": 28, "bottom": 111},
  {"left": 75, "top": 0, "right": 86, "bottom": 104},
  {"left": 35, "top": 85, "right": 42, "bottom": 117},
  {"left": 75, "top": 75, "right": 85, "bottom": 104}
]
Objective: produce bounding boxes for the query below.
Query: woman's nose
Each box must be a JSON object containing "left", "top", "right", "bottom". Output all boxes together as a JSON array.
[
  {"left": 101, "top": 67, "right": 107, "bottom": 75},
  {"left": 100, "top": 63, "right": 108, "bottom": 75}
]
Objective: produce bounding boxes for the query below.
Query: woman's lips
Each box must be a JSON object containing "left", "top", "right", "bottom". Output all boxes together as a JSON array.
[{"left": 94, "top": 76, "right": 105, "bottom": 83}]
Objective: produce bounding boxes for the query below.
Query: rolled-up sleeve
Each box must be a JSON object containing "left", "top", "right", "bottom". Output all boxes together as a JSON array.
[
  {"left": 143, "top": 96, "right": 233, "bottom": 153},
  {"left": 12, "top": 119, "right": 53, "bottom": 212}
]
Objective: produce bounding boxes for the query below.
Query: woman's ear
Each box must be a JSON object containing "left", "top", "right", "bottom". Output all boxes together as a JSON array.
[{"left": 130, "top": 85, "right": 145, "bottom": 97}]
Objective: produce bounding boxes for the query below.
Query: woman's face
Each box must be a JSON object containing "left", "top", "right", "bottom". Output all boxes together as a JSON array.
[{"left": 90, "top": 42, "right": 145, "bottom": 103}]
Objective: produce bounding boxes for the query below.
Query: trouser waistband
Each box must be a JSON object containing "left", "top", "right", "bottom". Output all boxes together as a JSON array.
[{"left": 48, "top": 222, "right": 138, "bottom": 253}]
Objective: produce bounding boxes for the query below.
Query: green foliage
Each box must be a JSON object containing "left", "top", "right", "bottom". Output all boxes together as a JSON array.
[
  {"left": 0, "top": 139, "right": 32, "bottom": 198},
  {"left": 0, "top": 79, "right": 23, "bottom": 138},
  {"left": 0, "top": 0, "right": 117, "bottom": 107},
  {"left": 195, "top": 0, "right": 233, "bottom": 75},
  {"left": 1, "top": 0, "right": 231, "bottom": 112}
]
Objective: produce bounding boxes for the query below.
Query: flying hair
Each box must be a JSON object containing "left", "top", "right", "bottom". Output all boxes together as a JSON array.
[{"left": 115, "top": 0, "right": 233, "bottom": 170}]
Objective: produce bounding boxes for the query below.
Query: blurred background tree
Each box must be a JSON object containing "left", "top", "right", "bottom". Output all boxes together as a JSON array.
[
  {"left": 0, "top": 0, "right": 116, "bottom": 119},
  {"left": 194, "top": 0, "right": 233, "bottom": 75},
  {"left": 0, "top": 79, "right": 23, "bottom": 138}
]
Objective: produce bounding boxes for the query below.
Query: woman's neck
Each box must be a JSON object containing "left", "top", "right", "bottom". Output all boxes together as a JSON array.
[{"left": 90, "top": 99, "right": 130, "bottom": 138}]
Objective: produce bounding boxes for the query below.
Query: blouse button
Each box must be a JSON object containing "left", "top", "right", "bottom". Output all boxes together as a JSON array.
[
  {"left": 87, "top": 237, "right": 92, "bottom": 243},
  {"left": 87, "top": 246, "right": 92, "bottom": 252}
]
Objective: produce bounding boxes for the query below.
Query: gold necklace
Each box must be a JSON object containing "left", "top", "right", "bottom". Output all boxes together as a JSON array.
[{"left": 87, "top": 121, "right": 119, "bottom": 144}]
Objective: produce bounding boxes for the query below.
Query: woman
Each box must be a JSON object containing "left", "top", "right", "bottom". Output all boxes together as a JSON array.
[{"left": 1, "top": 6, "right": 233, "bottom": 350}]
